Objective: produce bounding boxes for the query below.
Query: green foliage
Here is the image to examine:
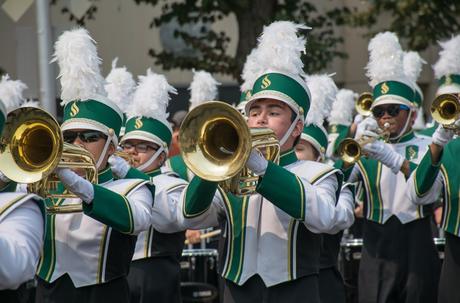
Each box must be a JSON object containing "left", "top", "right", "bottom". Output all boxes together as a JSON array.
[
  {"left": 135, "top": 0, "right": 349, "bottom": 81},
  {"left": 347, "top": 0, "right": 460, "bottom": 50}
]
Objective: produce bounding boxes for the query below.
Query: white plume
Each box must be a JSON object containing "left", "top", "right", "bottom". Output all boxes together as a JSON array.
[
  {"left": 0, "top": 74, "right": 27, "bottom": 112},
  {"left": 128, "top": 68, "right": 177, "bottom": 123},
  {"left": 433, "top": 35, "right": 460, "bottom": 79},
  {"left": 328, "top": 89, "right": 357, "bottom": 126},
  {"left": 256, "top": 21, "right": 309, "bottom": 78},
  {"left": 240, "top": 48, "right": 262, "bottom": 92},
  {"left": 52, "top": 28, "right": 106, "bottom": 105},
  {"left": 403, "top": 51, "right": 425, "bottom": 83},
  {"left": 189, "top": 70, "right": 220, "bottom": 109},
  {"left": 366, "top": 32, "right": 408, "bottom": 87},
  {"left": 305, "top": 74, "right": 338, "bottom": 126},
  {"left": 105, "top": 58, "right": 136, "bottom": 113},
  {"left": 21, "top": 100, "right": 41, "bottom": 108}
]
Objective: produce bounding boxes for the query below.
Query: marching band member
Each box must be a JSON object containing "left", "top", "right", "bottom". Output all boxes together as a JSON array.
[
  {"left": 404, "top": 52, "right": 428, "bottom": 135},
  {"left": 35, "top": 28, "right": 154, "bottom": 303},
  {"left": 341, "top": 32, "right": 440, "bottom": 303},
  {"left": 0, "top": 79, "right": 44, "bottom": 302},
  {"left": 108, "top": 68, "right": 188, "bottom": 303},
  {"left": 178, "top": 21, "right": 343, "bottom": 302},
  {"left": 407, "top": 34, "right": 460, "bottom": 303},
  {"left": 325, "top": 88, "right": 357, "bottom": 161},
  {"left": 295, "top": 74, "right": 355, "bottom": 303},
  {"left": 104, "top": 57, "right": 136, "bottom": 138}
]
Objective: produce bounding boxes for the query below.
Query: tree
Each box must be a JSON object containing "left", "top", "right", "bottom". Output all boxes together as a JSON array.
[
  {"left": 133, "top": 0, "right": 348, "bottom": 81},
  {"left": 54, "top": 0, "right": 460, "bottom": 82},
  {"left": 346, "top": 0, "right": 460, "bottom": 51}
]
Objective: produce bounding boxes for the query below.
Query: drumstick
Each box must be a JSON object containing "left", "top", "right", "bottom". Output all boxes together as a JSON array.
[{"left": 184, "top": 229, "right": 221, "bottom": 245}]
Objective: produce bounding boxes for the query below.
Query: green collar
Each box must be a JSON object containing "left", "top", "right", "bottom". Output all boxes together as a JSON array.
[
  {"left": 145, "top": 168, "right": 162, "bottom": 178},
  {"left": 279, "top": 149, "right": 298, "bottom": 166},
  {"left": 391, "top": 130, "right": 415, "bottom": 144},
  {"left": 98, "top": 167, "right": 114, "bottom": 184}
]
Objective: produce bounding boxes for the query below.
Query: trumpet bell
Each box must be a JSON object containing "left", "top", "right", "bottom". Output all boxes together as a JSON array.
[
  {"left": 0, "top": 107, "right": 62, "bottom": 183},
  {"left": 337, "top": 138, "right": 362, "bottom": 164},
  {"left": 180, "top": 101, "right": 252, "bottom": 182},
  {"left": 431, "top": 93, "right": 460, "bottom": 125},
  {"left": 356, "top": 92, "right": 373, "bottom": 117}
]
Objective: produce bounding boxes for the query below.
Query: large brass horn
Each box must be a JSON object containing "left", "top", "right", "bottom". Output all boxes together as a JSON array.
[
  {"left": 0, "top": 107, "right": 97, "bottom": 213},
  {"left": 431, "top": 93, "right": 460, "bottom": 130},
  {"left": 337, "top": 122, "right": 390, "bottom": 164},
  {"left": 179, "top": 101, "right": 280, "bottom": 196},
  {"left": 356, "top": 92, "right": 373, "bottom": 117}
]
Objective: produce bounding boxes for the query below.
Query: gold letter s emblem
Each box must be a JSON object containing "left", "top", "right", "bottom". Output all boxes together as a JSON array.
[
  {"left": 134, "top": 118, "right": 143, "bottom": 129},
  {"left": 380, "top": 82, "right": 390, "bottom": 94},
  {"left": 70, "top": 102, "right": 79, "bottom": 117},
  {"left": 261, "top": 75, "right": 271, "bottom": 89}
]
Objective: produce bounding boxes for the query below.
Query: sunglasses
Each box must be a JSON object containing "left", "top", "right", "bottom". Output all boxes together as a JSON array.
[
  {"left": 121, "top": 142, "right": 158, "bottom": 153},
  {"left": 63, "top": 130, "right": 107, "bottom": 144},
  {"left": 372, "top": 104, "right": 410, "bottom": 118}
]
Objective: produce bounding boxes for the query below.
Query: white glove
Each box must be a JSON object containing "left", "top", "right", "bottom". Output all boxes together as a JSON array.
[
  {"left": 0, "top": 171, "right": 11, "bottom": 183},
  {"left": 362, "top": 140, "right": 405, "bottom": 174},
  {"left": 354, "top": 117, "right": 379, "bottom": 140},
  {"left": 432, "top": 124, "right": 454, "bottom": 147},
  {"left": 56, "top": 168, "right": 94, "bottom": 203},
  {"left": 353, "top": 114, "right": 364, "bottom": 125},
  {"left": 108, "top": 155, "right": 131, "bottom": 178},
  {"left": 246, "top": 149, "right": 268, "bottom": 176}
]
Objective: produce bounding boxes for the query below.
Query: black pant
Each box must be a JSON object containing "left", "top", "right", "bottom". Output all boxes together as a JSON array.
[
  {"left": 0, "top": 280, "right": 36, "bottom": 303},
  {"left": 35, "top": 274, "right": 130, "bottom": 303},
  {"left": 358, "top": 216, "right": 440, "bottom": 303},
  {"left": 223, "top": 274, "right": 319, "bottom": 303},
  {"left": 438, "top": 232, "right": 460, "bottom": 303},
  {"left": 127, "top": 256, "right": 181, "bottom": 303},
  {"left": 319, "top": 267, "right": 345, "bottom": 303}
]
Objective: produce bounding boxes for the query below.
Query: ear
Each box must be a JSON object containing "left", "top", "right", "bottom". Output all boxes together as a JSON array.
[
  {"left": 158, "top": 151, "right": 167, "bottom": 166},
  {"left": 291, "top": 119, "right": 304, "bottom": 138},
  {"left": 107, "top": 142, "right": 116, "bottom": 156},
  {"left": 410, "top": 108, "right": 418, "bottom": 125}
]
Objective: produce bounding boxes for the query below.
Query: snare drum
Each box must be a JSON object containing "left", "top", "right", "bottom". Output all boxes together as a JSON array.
[
  {"left": 181, "top": 249, "right": 219, "bottom": 303},
  {"left": 339, "top": 238, "right": 362, "bottom": 303}
]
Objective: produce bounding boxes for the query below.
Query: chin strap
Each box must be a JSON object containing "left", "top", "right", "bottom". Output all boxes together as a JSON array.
[
  {"left": 96, "top": 129, "right": 115, "bottom": 169},
  {"left": 390, "top": 109, "right": 413, "bottom": 142},
  {"left": 138, "top": 146, "right": 165, "bottom": 172},
  {"left": 279, "top": 113, "right": 301, "bottom": 147}
]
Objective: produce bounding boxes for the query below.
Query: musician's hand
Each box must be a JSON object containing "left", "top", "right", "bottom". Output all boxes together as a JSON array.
[
  {"left": 355, "top": 117, "right": 379, "bottom": 140},
  {"left": 56, "top": 168, "right": 94, "bottom": 203},
  {"left": 354, "top": 202, "right": 363, "bottom": 218},
  {"left": 432, "top": 124, "right": 454, "bottom": 148},
  {"left": 185, "top": 229, "right": 201, "bottom": 245},
  {"left": 363, "top": 141, "right": 405, "bottom": 174},
  {"left": 247, "top": 149, "right": 268, "bottom": 176},
  {"left": 108, "top": 155, "right": 131, "bottom": 179}
]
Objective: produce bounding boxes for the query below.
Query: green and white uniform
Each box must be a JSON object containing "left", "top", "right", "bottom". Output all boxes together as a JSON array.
[
  {"left": 36, "top": 168, "right": 152, "bottom": 287},
  {"left": 179, "top": 150, "right": 342, "bottom": 287},
  {"left": 0, "top": 193, "right": 44, "bottom": 291}
]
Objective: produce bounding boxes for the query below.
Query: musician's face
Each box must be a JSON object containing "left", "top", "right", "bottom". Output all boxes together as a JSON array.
[
  {"left": 373, "top": 104, "right": 415, "bottom": 137},
  {"left": 66, "top": 128, "right": 115, "bottom": 172},
  {"left": 122, "top": 139, "right": 165, "bottom": 172},
  {"left": 247, "top": 99, "right": 303, "bottom": 151},
  {"left": 295, "top": 140, "right": 319, "bottom": 161}
]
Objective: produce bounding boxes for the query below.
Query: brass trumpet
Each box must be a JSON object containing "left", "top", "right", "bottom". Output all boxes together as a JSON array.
[
  {"left": 431, "top": 93, "right": 460, "bottom": 132},
  {"left": 337, "top": 122, "right": 390, "bottom": 164},
  {"left": 179, "top": 101, "right": 280, "bottom": 196},
  {"left": 0, "top": 107, "right": 97, "bottom": 213},
  {"left": 356, "top": 92, "right": 373, "bottom": 117}
]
